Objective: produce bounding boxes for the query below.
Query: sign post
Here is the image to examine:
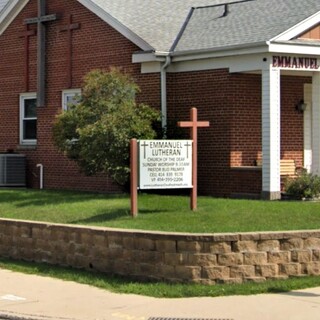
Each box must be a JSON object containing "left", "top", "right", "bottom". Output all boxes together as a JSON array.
[
  {"left": 130, "top": 107, "right": 209, "bottom": 216},
  {"left": 177, "top": 108, "right": 210, "bottom": 211},
  {"left": 130, "top": 139, "right": 138, "bottom": 217}
]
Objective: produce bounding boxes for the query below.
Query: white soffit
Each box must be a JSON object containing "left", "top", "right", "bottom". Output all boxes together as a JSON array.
[{"left": 0, "top": 0, "right": 28, "bottom": 36}]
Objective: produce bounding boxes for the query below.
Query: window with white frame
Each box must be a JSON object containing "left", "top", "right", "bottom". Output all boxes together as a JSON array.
[
  {"left": 62, "top": 89, "right": 81, "bottom": 111},
  {"left": 20, "top": 93, "right": 37, "bottom": 145}
]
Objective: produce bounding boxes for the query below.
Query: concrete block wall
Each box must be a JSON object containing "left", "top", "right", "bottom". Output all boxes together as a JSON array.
[{"left": 0, "top": 219, "right": 320, "bottom": 284}]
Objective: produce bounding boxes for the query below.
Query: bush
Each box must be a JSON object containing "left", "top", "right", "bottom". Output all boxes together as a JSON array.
[
  {"left": 285, "top": 171, "right": 320, "bottom": 200},
  {"left": 52, "top": 68, "right": 160, "bottom": 186}
]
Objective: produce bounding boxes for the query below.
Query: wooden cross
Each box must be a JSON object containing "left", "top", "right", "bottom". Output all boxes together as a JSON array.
[
  {"left": 24, "top": 0, "right": 58, "bottom": 107},
  {"left": 20, "top": 25, "right": 36, "bottom": 92},
  {"left": 177, "top": 108, "right": 210, "bottom": 211},
  {"left": 59, "top": 14, "right": 80, "bottom": 88}
]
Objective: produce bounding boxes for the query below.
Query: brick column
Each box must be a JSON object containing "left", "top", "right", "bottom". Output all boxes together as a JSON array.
[
  {"left": 261, "top": 67, "right": 281, "bottom": 200},
  {"left": 312, "top": 73, "right": 320, "bottom": 175}
]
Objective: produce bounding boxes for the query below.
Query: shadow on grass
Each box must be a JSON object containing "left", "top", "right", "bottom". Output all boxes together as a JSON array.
[
  {"left": 71, "top": 208, "right": 168, "bottom": 224},
  {"left": 0, "top": 189, "right": 127, "bottom": 207}
]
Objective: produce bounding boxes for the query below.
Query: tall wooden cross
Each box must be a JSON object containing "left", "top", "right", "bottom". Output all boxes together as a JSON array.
[
  {"left": 24, "top": 0, "right": 58, "bottom": 107},
  {"left": 59, "top": 14, "right": 80, "bottom": 88},
  {"left": 177, "top": 108, "right": 210, "bottom": 211},
  {"left": 20, "top": 25, "right": 36, "bottom": 92}
]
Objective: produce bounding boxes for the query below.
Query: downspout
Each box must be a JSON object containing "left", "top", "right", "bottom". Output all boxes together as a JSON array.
[
  {"left": 36, "top": 164, "right": 43, "bottom": 189},
  {"left": 160, "top": 55, "right": 171, "bottom": 133}
]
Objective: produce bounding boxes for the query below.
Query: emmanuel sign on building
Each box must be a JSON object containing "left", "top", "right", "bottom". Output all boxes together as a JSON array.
[{"left": 0, "top": 0, "right": 320, "bottom": 199}]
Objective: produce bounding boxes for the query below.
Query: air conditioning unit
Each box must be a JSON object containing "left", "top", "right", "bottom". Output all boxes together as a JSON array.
[{"left": 0, "top": 154, "right": 26, "bottom": 187}]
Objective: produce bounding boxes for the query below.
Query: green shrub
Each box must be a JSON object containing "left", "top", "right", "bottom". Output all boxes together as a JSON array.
[{"left": 285, "top": 171, "right": 320, "bottom": 200}]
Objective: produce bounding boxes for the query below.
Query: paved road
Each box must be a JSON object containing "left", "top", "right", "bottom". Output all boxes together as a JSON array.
[{"left": 1, "top": 268, "right": 320, "bottom": 320}]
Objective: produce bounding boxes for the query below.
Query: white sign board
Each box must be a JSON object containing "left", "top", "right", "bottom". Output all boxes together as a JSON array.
[{"left": 139, "top": 140, "right": 192, "bottom": 189}]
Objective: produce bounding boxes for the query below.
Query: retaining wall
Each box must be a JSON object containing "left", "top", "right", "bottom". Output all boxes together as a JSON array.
[{"left": 0, "top": 219, "right": 320, "bottom": 284}]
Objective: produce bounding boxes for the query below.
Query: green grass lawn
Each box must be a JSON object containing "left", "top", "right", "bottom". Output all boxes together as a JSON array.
[
  {"left": 0, "top": 188, "right": 320, "bottom": 233},
  {"left": 1, "top": 188, "right": 320, "bottom": 298}
]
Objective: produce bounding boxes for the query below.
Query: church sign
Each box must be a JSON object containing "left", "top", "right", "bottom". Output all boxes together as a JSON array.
[
  {"left": 272, "top": 55, "right": 320, "bottom": 70},
  {"left": 139, "top": 140, "right": 193, "bottom": 189}
]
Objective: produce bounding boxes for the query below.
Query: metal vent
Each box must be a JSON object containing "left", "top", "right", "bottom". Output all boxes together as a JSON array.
[{"left": 0, "top": 154, "right": 26, "bottom": 187}]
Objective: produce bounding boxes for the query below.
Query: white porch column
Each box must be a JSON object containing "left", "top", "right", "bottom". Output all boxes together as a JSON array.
[
  {"left": 261, "top": 67, "right": 281, "bottom": 200},
  {"left": 304, "top": 84, "right": 312, "bottom": 172},
  {"left": 312, "top": 73, "right": 320, "bottom": 175}
]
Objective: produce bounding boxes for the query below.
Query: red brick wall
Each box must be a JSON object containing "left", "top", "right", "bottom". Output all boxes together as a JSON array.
[
  {"left": 167, "top": 69, "right": 311, "bottom": 197},
  {"left": 0, "top": 0, "right": 312, "bottom": 196},
  {"left": 0, "top": 0, "right": 160, "bottom": 192}
]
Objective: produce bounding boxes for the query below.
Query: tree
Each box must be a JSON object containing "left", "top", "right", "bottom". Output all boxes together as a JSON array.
[{"left": 52, "top": 68, "right": 160, "bottom": 186}]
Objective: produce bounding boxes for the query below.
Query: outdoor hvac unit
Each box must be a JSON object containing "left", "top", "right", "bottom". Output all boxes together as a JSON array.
[{"left": 0, "top": 154, "right": 26, "bottom": 187}]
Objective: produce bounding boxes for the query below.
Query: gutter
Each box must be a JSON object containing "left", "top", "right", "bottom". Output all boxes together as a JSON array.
[{"left": 160, "top": 54, "right": 172, "bottom": 131}]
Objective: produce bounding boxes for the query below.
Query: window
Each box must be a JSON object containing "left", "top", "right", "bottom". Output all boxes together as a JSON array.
[
  {"left": 20, "top": 93, "right": 37, "bottom": 145},
  {"left": 62, "top": 89, "right": 81, "bottom": 111}
]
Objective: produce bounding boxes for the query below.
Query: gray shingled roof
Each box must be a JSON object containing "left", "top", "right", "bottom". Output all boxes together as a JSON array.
[
  {"left": 87, "top": 0, "right": 236, "bottom": 51},
  {"left": 1, "top": 0, "right": 320, "bottom": 53},
  {"left": 0, "top": 0, "right": 9, "bottom": 12},
  {"left": 88, "top": 0, "right": 320, "bottom": 53},
  {"left": 173, "top": 0, "right": 320, "bottom": 52}
]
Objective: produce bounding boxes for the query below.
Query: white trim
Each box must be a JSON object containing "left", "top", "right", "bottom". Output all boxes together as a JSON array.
[
  {"left": 271, "top": 11, "right": 320, "bottom": 42},
  {"left": 304, "top": 84, "right": 312, "bottom": 173},
  {"left": 268, "top": 42, "right": 320, "bottom": 56},
  {"left": 62, "top": 88, "right": 81, "bottom": 111},
  {"left": 262, "top": 67, "right": 281, "bottom": 196},
  {"left": 138, "top": 50, "right": 320, "bottom": 74},
  {"left": 19, "top": 92, "right": 37, "bottom": 146},
  {"left": 77, "top": 0, "right": 153, "bottom": 51},
  {"left": 312, "top": 74, "right": 320, "bottom": 175},
  {"left": 0, "top": 0, "right": 28, "bottom": 36}
]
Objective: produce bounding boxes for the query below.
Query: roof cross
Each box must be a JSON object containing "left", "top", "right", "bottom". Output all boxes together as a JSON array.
[{"left": 24, "top": 0, "right": 58, "bottom": 107}]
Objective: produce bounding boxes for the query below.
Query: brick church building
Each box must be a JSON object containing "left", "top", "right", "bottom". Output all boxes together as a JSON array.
[{"left": 0, "top": 0, "right": 320, "bottom": 199}]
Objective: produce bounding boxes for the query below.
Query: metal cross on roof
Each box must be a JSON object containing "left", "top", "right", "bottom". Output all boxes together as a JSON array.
[{"left": 24, "top": 0, "right": 58, "bottom": 107}]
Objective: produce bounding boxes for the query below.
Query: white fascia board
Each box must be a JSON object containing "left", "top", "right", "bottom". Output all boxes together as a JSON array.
[
  {"left": 170, "top": 53, "right": 270, "bottom": 74},
  {"left": 132, "top": 52, "right": 165, "bottom": 63},
  {"left": 170, "top": 42, "right": 268, "bottom": 62},
  {"left": 271, "top": 11, "right": 320, "bottom": 42},
  {"left": 0, "top": 0, "right": 28, "bottom": 36},
  {"left": 268, "top": 42, "right": 320, "bottom": 55},
  {"left": 141, "top": 61, "right": 162, "bottom": 73},
  {"left": 77, "top": 0, "right": 154, "bottom": 51}
]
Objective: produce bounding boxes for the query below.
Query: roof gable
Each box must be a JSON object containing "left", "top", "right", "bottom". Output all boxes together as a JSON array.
[
  {"left": 298, "top": 24, "right": 320, "bottom": 41},
  {"left": 0, "top": 0, "right": 28, "bottom": 36}
]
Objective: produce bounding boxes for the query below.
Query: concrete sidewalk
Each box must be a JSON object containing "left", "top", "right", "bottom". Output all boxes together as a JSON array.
[{"left": 1, "top": 269, "right": 320, "bottom": 320}]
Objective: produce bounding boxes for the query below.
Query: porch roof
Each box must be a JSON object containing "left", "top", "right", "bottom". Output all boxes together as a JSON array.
[{"left": 173, "top": 0, "right": 320, "bottom": 53}]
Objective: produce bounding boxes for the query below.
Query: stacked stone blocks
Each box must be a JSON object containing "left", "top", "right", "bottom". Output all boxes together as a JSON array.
[{"left": 0, "top": 219, "right": 320, "bottom": 284}]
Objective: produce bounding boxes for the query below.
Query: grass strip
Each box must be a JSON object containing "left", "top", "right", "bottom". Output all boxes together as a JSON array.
[
  {"left": 0, "top": 189, "right": 320, "bottom": 233},
  {"left": 1, "top": 259, "right": 320, "bottom": 298}
]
